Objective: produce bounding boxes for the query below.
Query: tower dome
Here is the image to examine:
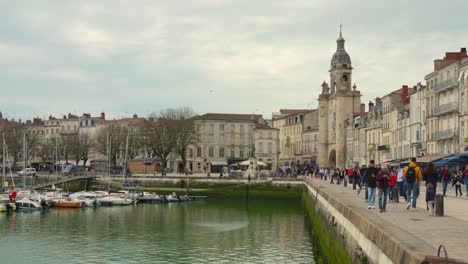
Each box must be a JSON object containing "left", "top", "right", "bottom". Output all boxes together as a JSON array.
[{"left": 330, "top": 26, "right": 351, "bottom": 67}]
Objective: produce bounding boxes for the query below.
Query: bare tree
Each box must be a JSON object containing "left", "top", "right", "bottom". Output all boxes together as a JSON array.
[
  {"left": 161, "top": 107, "right": 199, "bottom": 171},
  {"left": 3, "top": 122, "right": 39, "bottom": 169},
  {"left": 141, "top": 117, "right": 177, "bottom": 176},
  {"left": 37, "top": 139, "right": 55, "bottom": 163},
  {"left": 79, "top": 133, "right": 93, "bottom": 166},
  {"left": 96, "top": 125, "right": 138, "bottom": 167}
]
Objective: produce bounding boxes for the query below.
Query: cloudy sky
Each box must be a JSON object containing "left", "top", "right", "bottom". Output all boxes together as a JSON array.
[{"left": 1, "top": 0, "right": 467, "bottom": 121}]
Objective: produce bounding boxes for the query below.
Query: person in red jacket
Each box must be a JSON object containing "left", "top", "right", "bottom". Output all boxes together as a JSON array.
[{"left": 388, "top": 166, "right": 397, "bottom": 202}]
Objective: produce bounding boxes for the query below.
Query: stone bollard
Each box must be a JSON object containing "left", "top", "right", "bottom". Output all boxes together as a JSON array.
[
  {"left": 344, "top": 179, "right": 347, "bottom": 187},
  {"left": 435, "top": 194, "right": 444, "bottom": 216},
  {"left": 393, "top": 187, "right": 399, "bottom": 203}
]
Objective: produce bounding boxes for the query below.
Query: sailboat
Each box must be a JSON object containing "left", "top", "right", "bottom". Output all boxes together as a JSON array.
[{"left": 1, "top": 132, "right": 18, "bottom": 212}]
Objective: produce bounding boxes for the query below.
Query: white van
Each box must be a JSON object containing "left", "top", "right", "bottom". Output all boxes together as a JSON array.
[{"left": 18, "top": 168, "right": 37, "bottom": 177}]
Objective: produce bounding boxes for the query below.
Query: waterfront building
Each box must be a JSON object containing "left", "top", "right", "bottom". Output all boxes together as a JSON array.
[
  {"left": 302, "top": 109, "right": 319, "bottom": 166},
  {"left": 317, "top": 29, "right": 362, "bottom": 168},
  {"left": 457, "top": 57, "right": 468, "bottom": 152},
  {"left": 272, "top": 110, "right": 307, "bottom": 167},
  {"left": 409, "top": 83, "right": 427, "bottom": 157},
  {"left": 365, "top": 100, "right": 383, "bottom": 164},
  {"left": 254, "top": 124, "right": 280, "bottom": 172},
  {"left": 345, "top": 103, "right": 367, "bottom": 166},
  {"left": 191, "top": 113, "right": 270, "bottom": 174},
  {"left": 425, "top": 48, "right": 467, "bottom": 155}
]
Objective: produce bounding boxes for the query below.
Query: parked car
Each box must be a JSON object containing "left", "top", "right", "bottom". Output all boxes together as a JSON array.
[
  {"left": 63, "top": 165, "right": 86, "bottom": 176},
  {"left": 18, "top": 168, "right": 37, "bottom": 177}
]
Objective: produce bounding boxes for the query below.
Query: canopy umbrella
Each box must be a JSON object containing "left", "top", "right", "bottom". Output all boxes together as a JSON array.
[
  {"left": 239, "top": 160, "right": 251, "bottom": 166},
  {"left": 238, "top": 160, "right": 268, "bottom": 167}
]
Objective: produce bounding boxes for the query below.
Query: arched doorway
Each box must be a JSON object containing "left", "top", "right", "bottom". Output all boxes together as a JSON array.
[{"left": 328, "top": 149, "right": 336, "bottom": 168}]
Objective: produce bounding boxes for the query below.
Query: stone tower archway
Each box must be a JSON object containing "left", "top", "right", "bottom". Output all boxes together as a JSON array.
[{"left": 329, "top": 149, "right": 336, "bottom": 168}]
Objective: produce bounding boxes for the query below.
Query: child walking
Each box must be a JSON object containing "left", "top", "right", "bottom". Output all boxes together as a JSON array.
[{"left": 426, "top": 183, "right": 435, "bottom": 216}]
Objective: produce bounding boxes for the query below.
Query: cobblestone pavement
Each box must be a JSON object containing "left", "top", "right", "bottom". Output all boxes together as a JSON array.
[{"left": 308, "top": 177, "right": 468, "bottom": 261}]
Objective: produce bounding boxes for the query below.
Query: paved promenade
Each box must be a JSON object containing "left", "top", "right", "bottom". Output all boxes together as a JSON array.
[{"left": 307, "top": 177, "right": 468, "bottom": 262}]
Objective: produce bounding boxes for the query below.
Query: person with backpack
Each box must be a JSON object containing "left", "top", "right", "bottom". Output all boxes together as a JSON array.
[
  {"left": 404, "top": 157, "right": 423, "bottom": 210},
  {"left": 441, "top": 165, "right": 451, "bottom": 197}
]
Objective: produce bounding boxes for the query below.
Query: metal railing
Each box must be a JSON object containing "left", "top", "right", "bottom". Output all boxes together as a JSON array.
[
  {"left": 435, "top": 102, "right": 458, "bottom": 115},
  {"left": 434, "top": 78, "right": 458, "bottom": 93},
  {"left": 438, "top": 129, "right": 457, "bottom": 140}
]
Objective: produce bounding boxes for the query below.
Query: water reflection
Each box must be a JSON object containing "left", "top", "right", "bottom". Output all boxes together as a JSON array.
[{"left": 0, "top": 200, "right": 315, "bottom": 264}]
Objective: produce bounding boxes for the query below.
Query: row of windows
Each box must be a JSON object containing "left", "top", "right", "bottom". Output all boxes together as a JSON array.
[
  {"left": 202, "top": 124, "right": 254, "bottom": 133},
  {"left": 281, "top": 125, "right": 302, "bottom": 136},
  {"left": 31, "top": 124, "right": 78, "bottom": 135},
  {"left": 207, "top": 134, "right": 254, "bottom": 144},
  {"left": 195, "top": 146, "right": 254, "bottom": 158}
]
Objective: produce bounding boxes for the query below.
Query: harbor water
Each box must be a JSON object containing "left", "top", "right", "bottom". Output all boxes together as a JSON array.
[{"left": 0, "top": 198, "right": 317, "bottom": 263}]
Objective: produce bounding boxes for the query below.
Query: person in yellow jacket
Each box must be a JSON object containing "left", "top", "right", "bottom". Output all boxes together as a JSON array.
[{"left": 403, "top": 157, "right": 423, "bottom": 210}]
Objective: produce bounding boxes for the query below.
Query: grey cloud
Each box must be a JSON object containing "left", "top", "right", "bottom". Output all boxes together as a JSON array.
[{"left": 0, "top": 0, "right": 467, "bottom": 120}]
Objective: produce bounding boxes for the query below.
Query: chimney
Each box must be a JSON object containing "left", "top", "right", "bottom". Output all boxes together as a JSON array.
[
  {"left": 368, "top": 101, "right": 375, "bottom": 112},
  {"left": 402, "top": 85, "right": 409, "bottom": 105},
  {"left": 360, "top": 103, "right": 365, "bottom": 113},
  {"left": 101, "top": 112, "right": 106, "bottom": 120},
  {"left": 133, "top": 114, "right": 138, "bottom": 119},
  {"left": 461, "top": 47, "right": 467, "bottom": 58}
]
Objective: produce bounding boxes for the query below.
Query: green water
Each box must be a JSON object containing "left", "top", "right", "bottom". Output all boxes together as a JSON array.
[{"left": 0, "top": 199, "right": 316, "bottom": 263}]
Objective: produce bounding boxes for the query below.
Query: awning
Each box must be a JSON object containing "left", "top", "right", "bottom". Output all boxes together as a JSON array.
[
  {"left": 458, "top": 70, "right": 465, "bottom": 81},
  {"left": 415, "top": 155, "right": 449, "bottom": 163},
  {"left": 210, "top": 161, "right": 228, "bottom": 166},
  {"left": 434, "top": 158, "right": 466, "bottom": 167}
]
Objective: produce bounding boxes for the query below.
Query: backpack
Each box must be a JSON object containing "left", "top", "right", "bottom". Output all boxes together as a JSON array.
[{"left": 406, "top": 167, "right": 416, "bottom": 184}]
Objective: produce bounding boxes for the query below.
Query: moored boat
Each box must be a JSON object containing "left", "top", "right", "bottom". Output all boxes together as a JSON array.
[
  {"left": 52, "top": 199, "right": 84, "bottom": 208},
  {"left": 15, "top": 197, "right": 43, "bottom": 210},
  {"left": 0, "top": 202, "right": 17, "bottom": 212}
]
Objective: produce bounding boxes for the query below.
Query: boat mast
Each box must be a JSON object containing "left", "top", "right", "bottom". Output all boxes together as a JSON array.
[
  {"left": 2, "top": 132, "right": 6, "bottom": 189},
  {"left": 122, "top": 129, "right": 130, "bottom": 182},
  {"left": 4, "top": 138, "right": 16, "bottom": 190},
  {"left": 23, "top": 131, "right": 26, "bottom": 189}
]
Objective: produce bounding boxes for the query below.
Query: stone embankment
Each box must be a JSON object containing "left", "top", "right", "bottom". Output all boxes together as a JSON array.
[{"left": 304, "top": 178, "right": 468, "bottom": 264}]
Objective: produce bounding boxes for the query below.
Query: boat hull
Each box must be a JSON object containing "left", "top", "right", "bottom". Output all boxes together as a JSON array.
[{"left": 52, "top": 200, "right": 83, "bottom": 208}]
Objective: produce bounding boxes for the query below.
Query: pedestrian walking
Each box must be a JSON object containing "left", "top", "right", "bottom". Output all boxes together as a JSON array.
[
  {"left": 441, "top": 165, "right": 451, "bottom": 197},
  {"left": 388, "top": 167, "right": 397, "bottom": 202},
  {"left": 454, "top": 172, "right": 463, "bottom": 197},
  {"left": 464, "top": 166, "right": 468, "bottom": 197},
  {"left": 404, "top": 157, "right": 423, "bottom": 210},
  {"left": 360, "top": 165, "right": 367, "bottom": 199},
  {"left": 377, "top": 168, "right": 389, "bottom": 212},
  {"left": 426, "top": 183, "right": 435, "bottom": 216},
  {"left": 424, "top": 162, "right": 439, "bottom": 195},
  {"left": 366, "top": 160, "right": 378, "bottom": 209},
  {"left": 396, "top": 165, "right": 405, "bottom": 199}
]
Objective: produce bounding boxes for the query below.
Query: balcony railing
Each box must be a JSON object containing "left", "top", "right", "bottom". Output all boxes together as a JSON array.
[
  {"left": 434, "top": 78, "right": 458, "bottom": 93},
  {"left": 377, "top": 145, "right": 390, "bottom": 151},
  {"left": 435, "top": 102, "right": 458, "bottom": 115},
  {"left": 438, "top": 129, "right": 457, "bottom": 140}
]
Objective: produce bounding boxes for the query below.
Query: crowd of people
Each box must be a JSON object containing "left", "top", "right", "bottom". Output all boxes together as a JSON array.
[{"left": 310, "top": 157, "right": 468, "bottom": 215}]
